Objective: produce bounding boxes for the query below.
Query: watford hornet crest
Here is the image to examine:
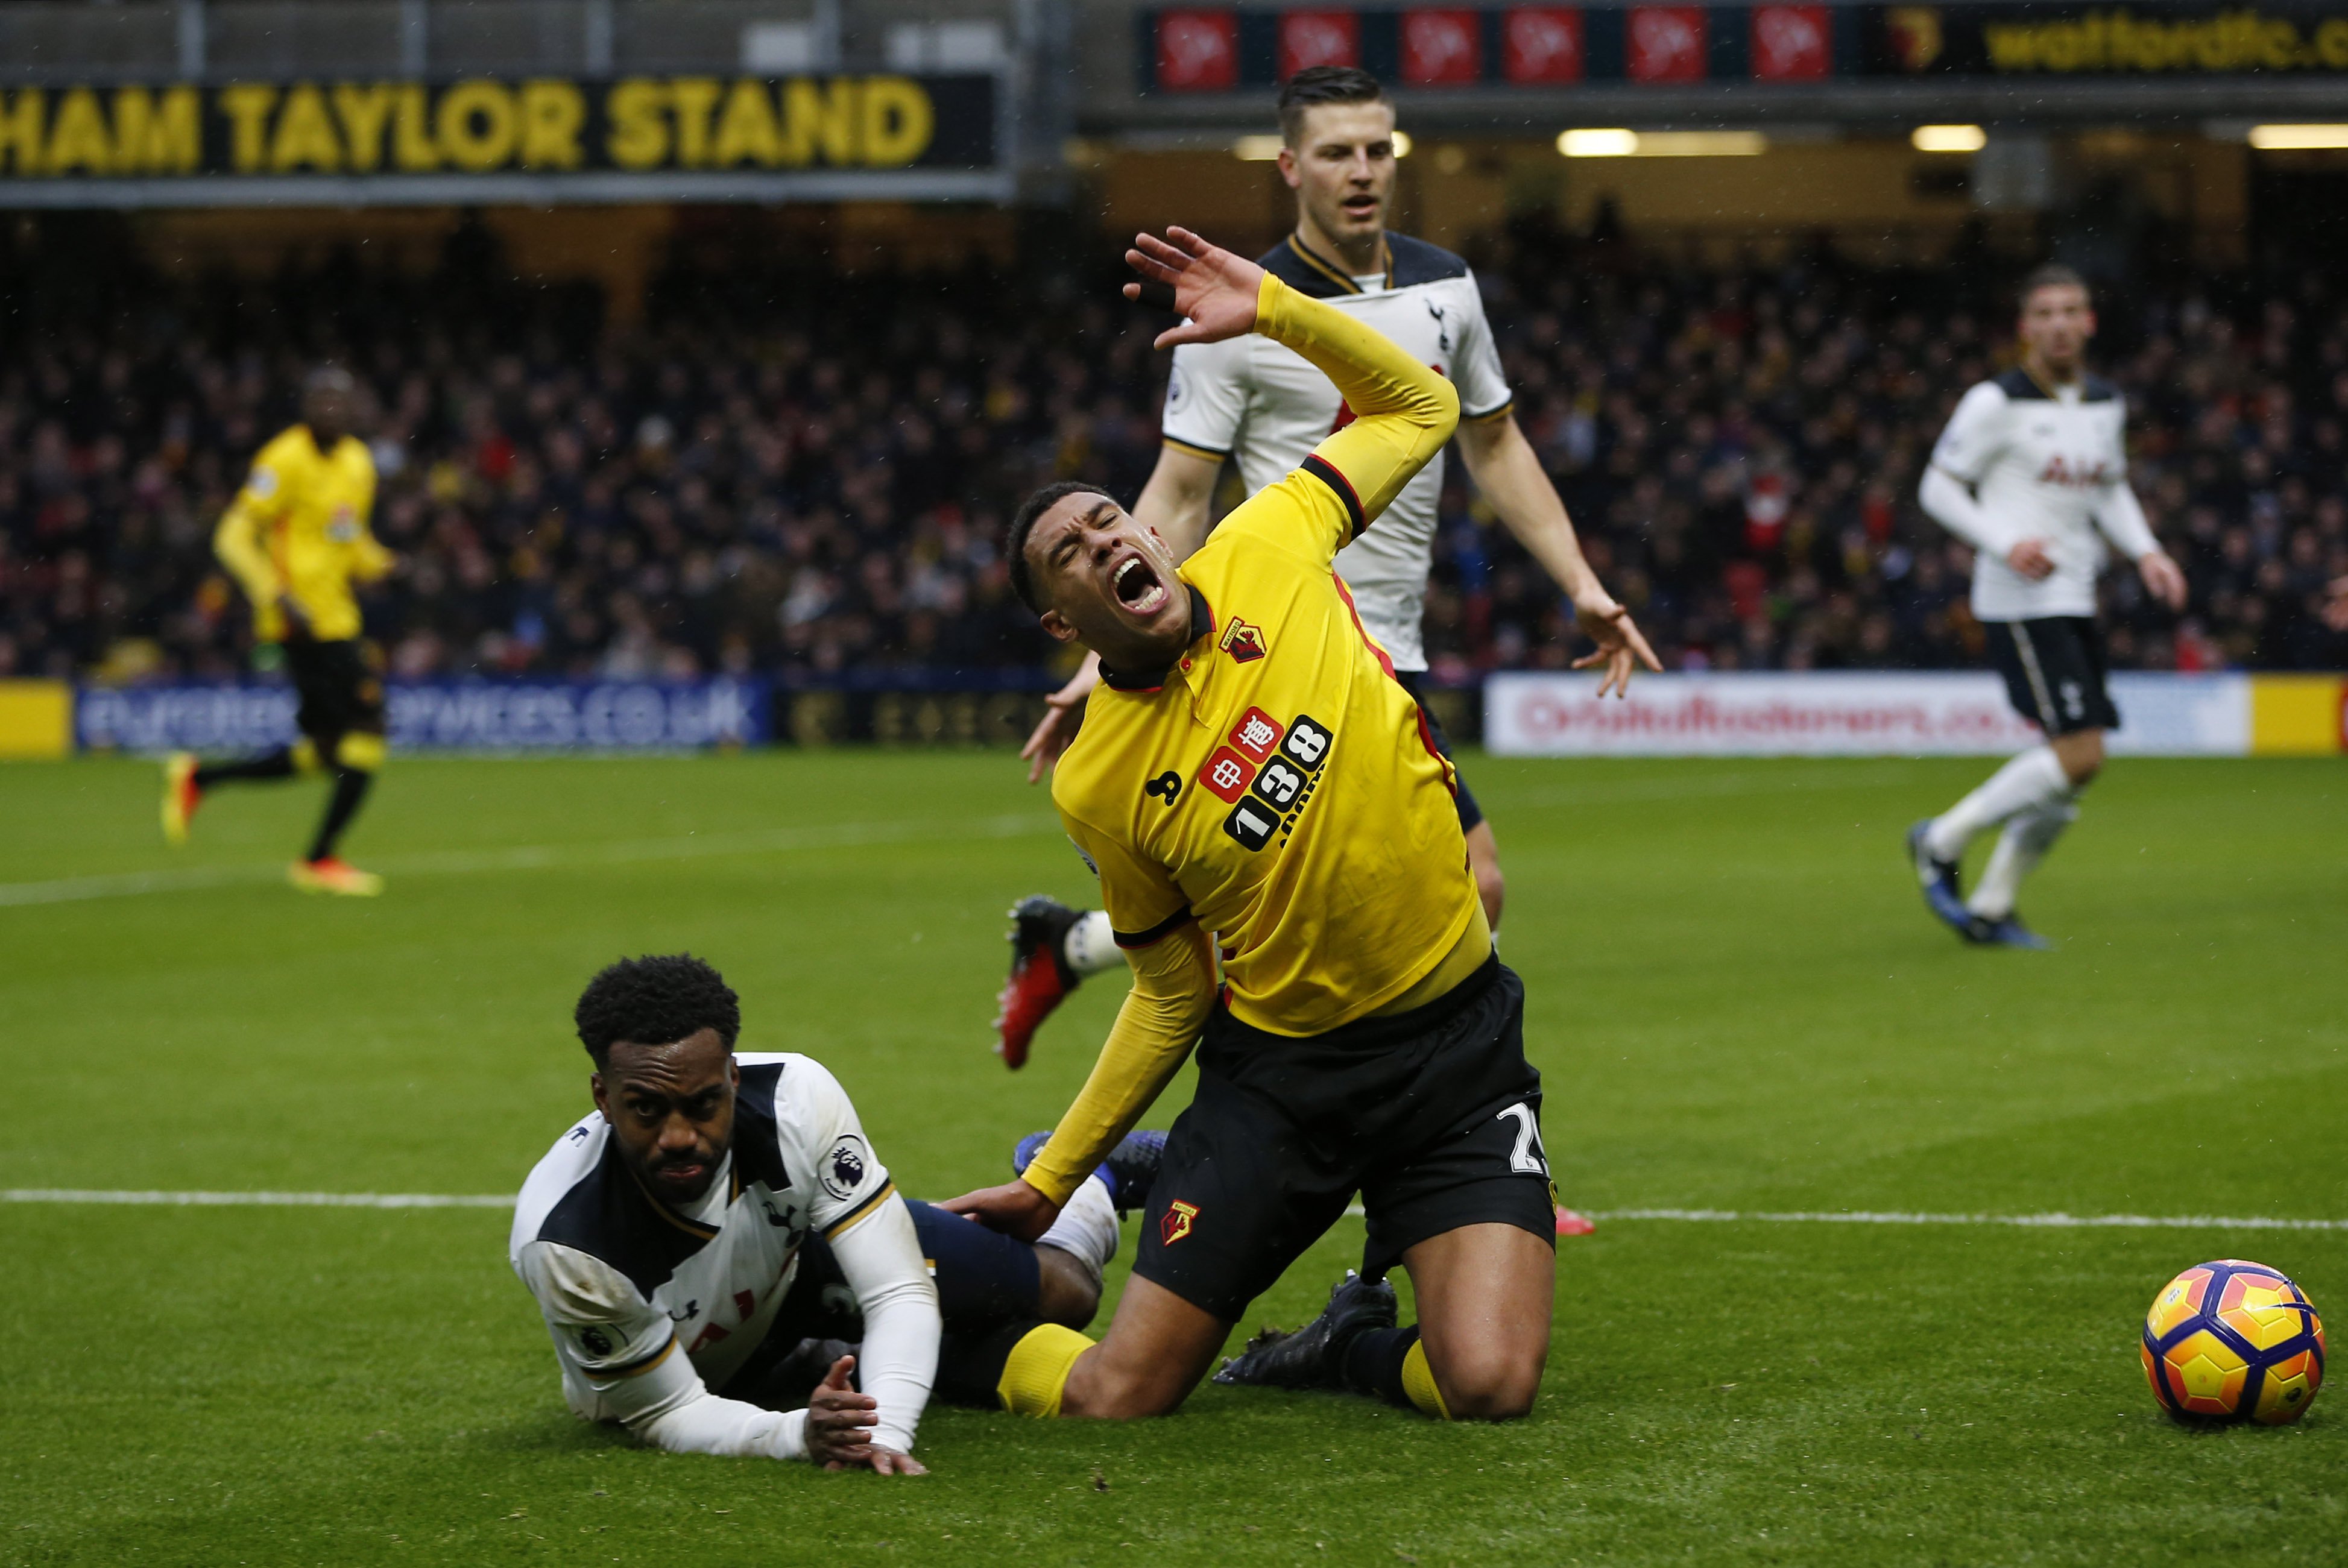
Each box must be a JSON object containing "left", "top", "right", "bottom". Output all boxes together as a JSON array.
[{"left": 1219, "top": 617, "right": 1268, "bottom": 663}]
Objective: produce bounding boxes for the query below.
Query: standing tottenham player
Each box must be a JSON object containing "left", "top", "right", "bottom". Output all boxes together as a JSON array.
[
  {"left": 1909, "top": 265, "right": 2188, "bottom": 946},
  {"left": 994, "top": 66, "right": 1655, "bottom": 1066}
]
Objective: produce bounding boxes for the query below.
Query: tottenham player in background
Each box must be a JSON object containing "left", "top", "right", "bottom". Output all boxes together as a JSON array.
[
  {"left": 161, "top": 367, "right": 396, "bottom": 896},
  {"left": 994, "top": 66, "right": 1655, "bottom": 1066},
  {"left": 1909, "top": 265, "right": 2188, "bottom": 948},
  {"left": 512, "top": 954, "right": 1139, "bottom": 1472}
]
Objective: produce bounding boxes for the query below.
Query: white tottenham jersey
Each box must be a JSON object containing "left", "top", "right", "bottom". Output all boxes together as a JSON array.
[
  {"left": 1161, "top": 233, "right": 1513, "bottom": 671},
  {"left": 510, "top": 1052, "right": 918, "bottom": 1449},
  {"left": 1924, "top": 368, "right": 2157, "bottom": 622}
]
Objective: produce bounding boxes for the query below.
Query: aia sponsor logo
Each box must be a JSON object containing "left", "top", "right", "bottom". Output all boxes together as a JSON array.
[
  {"left": 1403, "top": 9, "right": 1482, "bottom": 85},
  {"left": 1751, "top": 4, "right": 1831, "bottom": 80},
  {"left": 1155, "top": 10, "right": 1237, "bottom": 90},
  {"left": 1628, "top": 5, "right": 1708, "bottom": 81},
  {"left": 2036, "top": 455, "right": 2113, "bottom": 488},
  {"left": 1278, "top": 10, "right": 1360, "bottom": 77},
  {"left": 1161, "top": 1200, "right": 1199, "bottom": 1245}
]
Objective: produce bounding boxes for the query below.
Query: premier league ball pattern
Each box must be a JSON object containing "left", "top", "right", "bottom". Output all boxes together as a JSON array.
[{"left": 2141, "top": 1259, "right": 2325, "bottom": 1426}]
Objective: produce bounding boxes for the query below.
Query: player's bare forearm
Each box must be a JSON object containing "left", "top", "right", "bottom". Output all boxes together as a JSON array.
[
  {"left": 1454, "top": 415, "right": 1602, "bottom": 600},
  {"left": 1019, "top": 655, "right": 1100, "bottom": 782},
  {"left": 1131, "top": 443, "right": 1222, "bottom": 562},
  {"left": 1017, "top": 924, "right": 1214, "bottom": 1206},
  {"left": 939, "top": 1177, "right": 1061, "bottom": 1242},
  {"left": 1456, "top": 414, "right": 1661, "bottom": 693}
]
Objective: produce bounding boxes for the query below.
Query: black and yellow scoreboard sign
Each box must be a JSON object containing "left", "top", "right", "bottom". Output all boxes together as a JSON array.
[{"left": 0, "top": 73, "right": 1002, "bottom": 206}]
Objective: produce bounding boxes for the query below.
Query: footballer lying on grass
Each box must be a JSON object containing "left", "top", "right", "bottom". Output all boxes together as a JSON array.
[
  {"left": 945, "top": 227, "right": 1557, "bottom": 1423},
  {"left": 511, "top": 954, "right": 1158, "bottom": 1472}
]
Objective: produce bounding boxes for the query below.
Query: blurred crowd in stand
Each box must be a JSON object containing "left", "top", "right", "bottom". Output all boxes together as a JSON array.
[{"left": 1, "top": 210, "right": 2343, "bottom": 687}]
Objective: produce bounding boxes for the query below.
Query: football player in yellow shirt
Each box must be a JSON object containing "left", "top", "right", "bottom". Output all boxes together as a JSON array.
[
  {"left": 162, "top": 368, "right": 396, "bottom": 895},
  {"left": 945, "top": 229, "right": 1555, "bottom": 1426}
]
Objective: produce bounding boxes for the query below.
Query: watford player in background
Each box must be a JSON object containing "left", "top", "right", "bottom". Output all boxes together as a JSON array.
[{"left": 162, "top": 367, "right": 397, "bottom": 895}]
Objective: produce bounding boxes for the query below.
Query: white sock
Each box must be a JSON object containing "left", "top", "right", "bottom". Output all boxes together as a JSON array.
[
  {"left": 1925, "top": 745, "right": 2072, "bottom": 862},
  {"left": 1036, "top": 1172, "right": 1120, "bottom": 1280},
  {"left": 1061, "top": 910, "right": 1122, "bottom": 978},
  {"left": 1966, "top": 800, "right": 2078, "bottom": 920}
]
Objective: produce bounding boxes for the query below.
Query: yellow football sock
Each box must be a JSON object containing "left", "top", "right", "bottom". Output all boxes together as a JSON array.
[
  {"left": 1400, "top": 1338, "right": 1451, "bottom": 1420},
  {"left": 997, "top": 1323, "right": 1093, "bottom": 1418},
  {"left": 290, "top": 738, "right": 323, "bottom": 775}
]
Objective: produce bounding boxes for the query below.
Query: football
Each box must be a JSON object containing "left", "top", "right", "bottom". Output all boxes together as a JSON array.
[{"left": 2141, "top": 1260, "right": 2326, "bottom": 1425}]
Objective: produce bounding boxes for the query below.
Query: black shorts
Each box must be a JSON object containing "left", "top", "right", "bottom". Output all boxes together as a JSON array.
[
  {"left": 286, "top": 637, "right": 385, "bottom": 744},
  {"left": 1132, "top": 958, "right": 1553, "bottom": 1323},
  {"left": 723, "top": 1198, "right": 1044, "bottom": 1406},
  {"left": 1393, "top": 670, "right": 1485, "bottom": 833},
  {"left": 1985, "top": 617, "right": 2118, "bottom": 736}
]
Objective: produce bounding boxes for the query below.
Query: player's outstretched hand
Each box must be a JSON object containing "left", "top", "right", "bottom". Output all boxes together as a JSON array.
[
  {"left": 1020, "top": 651, "right": 1102, "bottom": 784},
  {"left": 939, "top": 1178, "right": 1061, "bottom": 1243},
  {"left": 2137, "top": 549, "right": 2188, "bottom": 612},
  {"left": 1568, "top": 594, "right": 1665, "bottom": 699},
  {"left": 1125, "top": 227, "right": 1267, "bottom": 350},
  {"left": 805, "top": 1355, "right": 881, "bottom": 1471}
]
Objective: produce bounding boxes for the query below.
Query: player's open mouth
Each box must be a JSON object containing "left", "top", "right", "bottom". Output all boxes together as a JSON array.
[
  {"left": 1342, "top": 195, "right": 1378, "bottom": 219},
  {"left": 1112, "top": 555, "right": 1169, "bottom": 615}
]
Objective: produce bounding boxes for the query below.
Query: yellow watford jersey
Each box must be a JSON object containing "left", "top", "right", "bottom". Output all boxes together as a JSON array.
[
  {"left": 1050, "top": 275, "right": 1477, "bottom": 1038},
  {"left": 213, "top": 424, "right": 388, "bottom": 642}
]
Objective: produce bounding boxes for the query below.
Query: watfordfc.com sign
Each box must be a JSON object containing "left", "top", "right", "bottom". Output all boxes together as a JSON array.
[{"left": 0, "top": 74, "right": 1002, "bottom": 206}]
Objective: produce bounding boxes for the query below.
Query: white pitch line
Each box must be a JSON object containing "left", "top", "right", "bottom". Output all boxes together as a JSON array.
[
  {"left": 2, "top": 1188, "right": 514, "bottom": 1208},
  {"left": 8, "top": 1189, "right": 2345, "bottom": 1231},
  {"left": 0, "top": 764, "right": 1945, "bottom": 910},
  {"left": 1592, "top": 1207, "right": 2348, "bottom": 1232},
  {"left": 0, "top": 810, "right": 1058, "bottom": 908}
]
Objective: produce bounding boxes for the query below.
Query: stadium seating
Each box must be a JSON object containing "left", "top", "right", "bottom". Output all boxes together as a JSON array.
[{"left": 2, "top": 213, "right": 2341, "bottom": 686}]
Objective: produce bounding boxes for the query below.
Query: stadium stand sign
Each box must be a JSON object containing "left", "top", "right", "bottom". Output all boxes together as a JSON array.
[
  {"left": 0, "top": 75, "right": 1004, "bottom": 207},
  {"left": 1137, "top": 4, "right": 2348, "bottom": 90},
  {"left": 75, "top": 679, "right": 771, "bottom": 753},
  {"left": 1484, "top": 672, "right": 2348, "bottom": 757}
]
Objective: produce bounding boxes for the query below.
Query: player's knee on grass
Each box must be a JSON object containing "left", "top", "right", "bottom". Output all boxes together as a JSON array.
[
  {"left": 1062, "top": 1347, "right": 1196, "bottom": 1419},
  {"left": 1036, "top": 1244, "right": 1102, "bottom": 1330},
  {"left": 1425, "top": 1338, "right": 1542, "bottom": 1421}
]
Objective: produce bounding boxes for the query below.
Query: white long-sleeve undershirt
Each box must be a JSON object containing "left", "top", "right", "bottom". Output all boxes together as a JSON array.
[
  {"left": 522, "top": 1195, "right": 939, "bottom": 1463},
  {"left": 1919, "top": 463, "right": 2014, "bottom": 558}
]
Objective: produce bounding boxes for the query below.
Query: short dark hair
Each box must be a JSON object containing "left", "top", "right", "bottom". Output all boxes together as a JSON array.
[
  {"left": 1005, "top": 480, "right": 1112, "bottom": 614},
  {"left": 2019, "top": 263, "right": 2089, "bottom": 310},
  {"left": 573, "top": 954, "right": 740, "bottom": 1068},
  {"left": 1278, "top": 66, "right": 1388, "bottom": 146}
]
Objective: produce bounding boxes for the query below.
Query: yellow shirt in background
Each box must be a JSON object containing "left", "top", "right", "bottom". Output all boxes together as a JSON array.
[{"left": 212, "top": 424, "right": 388, "bottom": 643}]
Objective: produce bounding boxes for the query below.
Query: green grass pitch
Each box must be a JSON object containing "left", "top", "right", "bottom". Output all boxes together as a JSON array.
[{"left": 2, "top": 749, "right": 2343, "bottom": 1565}]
